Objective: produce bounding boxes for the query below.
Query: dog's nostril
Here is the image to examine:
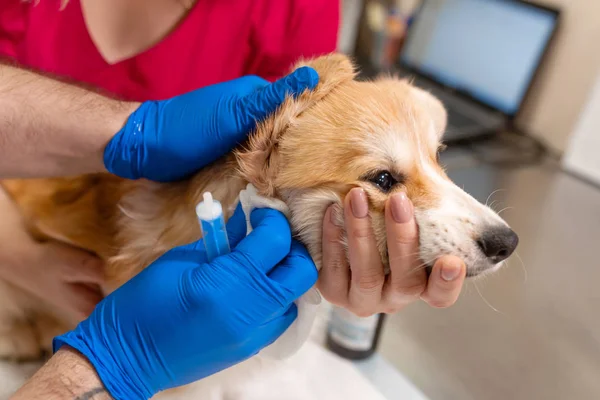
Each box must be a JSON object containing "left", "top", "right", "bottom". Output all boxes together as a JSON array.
[{"left": 476, "top": 227, "right": 519, "bottom": 263}]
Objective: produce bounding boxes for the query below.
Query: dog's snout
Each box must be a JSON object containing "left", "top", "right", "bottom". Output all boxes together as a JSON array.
[{"left": 476, "top": 227, "right": 519, "bottom": 263}]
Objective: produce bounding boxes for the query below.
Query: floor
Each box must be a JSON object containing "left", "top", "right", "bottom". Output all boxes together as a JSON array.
[{"left": 377, "top": 145, "right": 600, "bottom": 400}]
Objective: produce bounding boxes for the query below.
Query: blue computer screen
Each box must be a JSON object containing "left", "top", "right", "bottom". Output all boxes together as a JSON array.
[{"left": 400, "top": 0, "right": 557, "bottom": 115}]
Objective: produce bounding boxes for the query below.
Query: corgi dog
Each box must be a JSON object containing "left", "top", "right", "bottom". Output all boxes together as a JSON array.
[{"left": 0, "top": 53, "right": 518, "bottom": 392}]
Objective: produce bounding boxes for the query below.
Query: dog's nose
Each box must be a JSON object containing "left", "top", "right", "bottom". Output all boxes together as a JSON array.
[{"left": 476, "top": 227, "right": 519, "bottom": 263}]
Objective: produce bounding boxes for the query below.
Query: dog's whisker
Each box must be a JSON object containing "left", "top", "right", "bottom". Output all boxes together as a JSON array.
[
  {"left": 514, "top": 251, "right": 528, "bottom": 284},
  {"left": 398, "top": 262, "right": 427, "bottom": 274},
  {"left": 404, "top": 257, "right": 437, "bottom": 275},
  {"left": 403, "top": 262, "right": 428, "bottom": 275},
  {"left": 485, "top": 189, "right": 505, "bottom": 207},
  {"left": 488, "top": 199, "right": 500, "bottom": 211},
  {"left": 474, "top": 281, "right": 504, "bottom": 314},
  {"left": 386, "top": 251, "right": 424, "bottom": 261},
  {"left": 497, "top": 206, "right": 514, "bottom": 216}
]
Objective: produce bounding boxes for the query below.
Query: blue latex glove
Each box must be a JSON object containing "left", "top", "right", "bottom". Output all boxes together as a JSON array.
[
  {"left": 53, "top": 206, "right": 317, "bottom": 399},
  {"left": 104, "top": 67, "right": 319, "bottom": 182}
]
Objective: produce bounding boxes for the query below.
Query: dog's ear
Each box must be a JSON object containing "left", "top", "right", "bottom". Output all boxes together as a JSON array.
[{"left": 235, "top": 53, "right": 357, "bottom": 197}]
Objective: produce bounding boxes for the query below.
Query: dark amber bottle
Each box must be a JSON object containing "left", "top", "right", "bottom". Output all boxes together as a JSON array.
[{"left": 325, "top": 306, "right": 386, "bottom": 360}]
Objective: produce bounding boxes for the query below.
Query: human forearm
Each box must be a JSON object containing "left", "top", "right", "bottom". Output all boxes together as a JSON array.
[
  {"left": 11, "top": 346, "right": 112, "bottom": 400},
  {"left": 0, "top": 64, "right": 316, "bottom": 181},
  {"left": 0, "top": 63, "right": 138, "bottom": 178}
]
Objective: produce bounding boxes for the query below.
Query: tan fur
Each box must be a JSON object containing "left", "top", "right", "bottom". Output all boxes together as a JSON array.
[{"left": 0, "top": 53, "right": 515, "bottom": 391}]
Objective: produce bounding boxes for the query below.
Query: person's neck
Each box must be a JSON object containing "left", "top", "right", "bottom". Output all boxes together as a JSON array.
[{"left": 81, "top": 0, "right": 197, "bottom": 64}]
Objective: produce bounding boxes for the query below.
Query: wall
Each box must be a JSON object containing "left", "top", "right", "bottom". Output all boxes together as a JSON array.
[
  {"left": 338, "top": 0, "right": 600, "bottom": 154},
  {"left": 338, "top": 0, "right": 365, "bottom": 54},
  {"left": 562, "top": 70, "right": 600, "bottom": 185},
  {"left": 517, "top": 0, "right": 600, "bottom": 154}
]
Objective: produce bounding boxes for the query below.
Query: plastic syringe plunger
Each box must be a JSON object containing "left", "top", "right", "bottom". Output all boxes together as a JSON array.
[{"left": 196, "top": 192, "right": 230, "bottom": 262}]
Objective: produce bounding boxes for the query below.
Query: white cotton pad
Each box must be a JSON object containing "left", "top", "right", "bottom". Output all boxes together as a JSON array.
[{"left": 238, "top": 183, "right": 322, "bottom": 360}]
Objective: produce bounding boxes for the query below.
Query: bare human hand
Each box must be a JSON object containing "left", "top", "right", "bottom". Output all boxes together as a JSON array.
[
  {"left": 318, "top": 188, "right": 466, "bottom": 317},
  {"left": 0, "top": 188, "right": 104, "bottom": 322}
]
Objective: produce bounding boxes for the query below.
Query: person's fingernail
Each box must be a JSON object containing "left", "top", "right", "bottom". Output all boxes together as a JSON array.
[
  {"left": 441, "top": 263, "right": 462, "bottom": 281},
  {"left": 350, "top": 189, "right": 368, "bottom": 218},
  {"left": 390, "top": 192, "right": 413, "bottom": 223}
]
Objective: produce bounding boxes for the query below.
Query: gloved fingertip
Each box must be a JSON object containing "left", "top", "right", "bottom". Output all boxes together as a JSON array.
[
  {"left": 248, "top": 208, "right": 292, "bottom": 252},
  {"left": 232, "top": 208, "right": 292, "bottom": 272},
  {"left": 272, "top": 67, "right": 319, "bottom": 101},
  {"left": 234, "top": 67, "right": 319, "bottom": 132},
  {"left": 249, "top": 208, "right": 289, "bottom": 230},
  {"left": 288, "top": 66, "right": 319, "bottom": 93},
  {"left": 289, "top": 239, "right": 312, "bottom": 259}
]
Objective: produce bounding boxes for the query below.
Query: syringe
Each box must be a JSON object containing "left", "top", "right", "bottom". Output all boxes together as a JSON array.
[{"left": 195, "top": 192, "right": 231, "bottom": 262}]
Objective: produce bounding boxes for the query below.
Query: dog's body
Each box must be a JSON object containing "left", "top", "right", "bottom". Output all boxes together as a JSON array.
[{"left": 0, "top": 53, "right": 518, "bottom": 395}]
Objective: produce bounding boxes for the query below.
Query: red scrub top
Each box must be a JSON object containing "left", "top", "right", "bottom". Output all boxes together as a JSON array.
[{"left": 0, "top": 0, "right": 339, "bottom": 101}]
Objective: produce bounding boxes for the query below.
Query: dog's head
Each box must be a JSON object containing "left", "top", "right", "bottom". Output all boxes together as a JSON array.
[{"left": 236, "top": 54, "right": 518, "bottom": 278}]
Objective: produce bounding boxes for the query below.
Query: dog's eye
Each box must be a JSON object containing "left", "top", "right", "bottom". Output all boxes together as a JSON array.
[{"left": 369, "top": 171, "right": 397, "bottom": 192}]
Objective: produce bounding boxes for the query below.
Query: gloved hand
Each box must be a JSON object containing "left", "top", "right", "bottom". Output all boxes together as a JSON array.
[
  {"left": 104, "top": 67, "right": 319, "bottom": 182},
  {"left": 53, "top": 206, "right": 317, "bottom": 400}
]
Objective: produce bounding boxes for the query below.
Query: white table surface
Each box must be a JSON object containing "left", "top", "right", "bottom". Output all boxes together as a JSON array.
[
  {"left": 311, "top": 302, "right": 430, "bottom": 400},
  {"left": 0, "top": 303, "right": 429, "bottom": 400}
]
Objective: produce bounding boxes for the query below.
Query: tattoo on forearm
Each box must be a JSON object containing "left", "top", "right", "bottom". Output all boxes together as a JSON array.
[{"left": 74, "top": 387, "right": 108, "bottom": 400}]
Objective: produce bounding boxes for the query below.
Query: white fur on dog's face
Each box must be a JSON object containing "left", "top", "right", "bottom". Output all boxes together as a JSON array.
[
  {"left": 271, "top": 77, "right": 517, "bottom": 278},
  {"left": 406, "top": 112, "right": 517, "bottom": 277},
  {"left": 412, "top": 142, "right": 514, "bottom": 277}
]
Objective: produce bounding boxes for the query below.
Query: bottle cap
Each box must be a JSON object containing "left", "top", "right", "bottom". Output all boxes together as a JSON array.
[{"left": 195, "top": 192, "right": 223, "bottom": 221}]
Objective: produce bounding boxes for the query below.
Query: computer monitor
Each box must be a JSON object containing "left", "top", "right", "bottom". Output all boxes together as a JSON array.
[{"left": 399, "top": 0, "right": 560, "bottom": 117}]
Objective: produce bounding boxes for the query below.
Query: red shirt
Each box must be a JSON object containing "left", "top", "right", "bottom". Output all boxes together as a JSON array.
[{"left": 0, "top": 0, "right": 339, "bottom": 101}]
